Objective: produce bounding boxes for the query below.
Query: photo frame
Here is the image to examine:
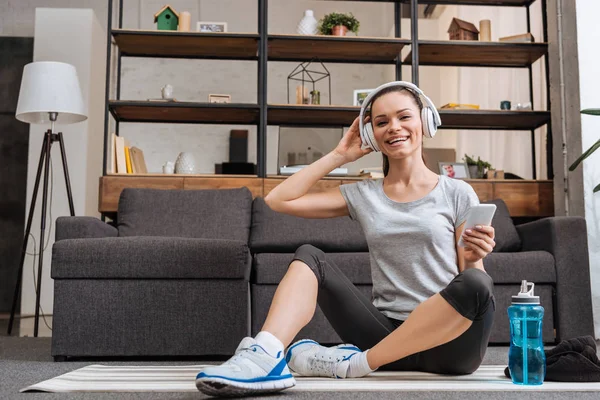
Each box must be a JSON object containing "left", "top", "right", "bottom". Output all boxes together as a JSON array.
[
  {"left": 353, "top": 89, "right": 374, "bottom": 106},
  {"left": 208, "top": 94, "right": 231, "bottom": 103},
  {"left": 197, "top": 21, "right": 228, "bottom": 33},
  {"left": 438, "top": 162, "right": 470, "bottom": 179}
]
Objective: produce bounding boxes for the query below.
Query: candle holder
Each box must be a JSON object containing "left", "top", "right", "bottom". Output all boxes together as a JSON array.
[{"left": 287, "top": 57, "right": 331, "bottom": 105}]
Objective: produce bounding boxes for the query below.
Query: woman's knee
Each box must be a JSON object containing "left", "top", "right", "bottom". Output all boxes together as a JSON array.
[
  {"left": 462, "top": 268, "right": 494, "bottom": 303},
  {"left": 291, "top": 244, "right": 325, "bottom": 284},
  {"left": 442, "top": 268, "right": 495, "bottom": 320}
]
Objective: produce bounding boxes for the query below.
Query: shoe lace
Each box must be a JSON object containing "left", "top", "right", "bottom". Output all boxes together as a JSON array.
[
  {"left": 309, "top": 352, "right": 346, "bottom": 377},
  {"left": 223, "top": 345, "right": 255, "bottom": 367}
]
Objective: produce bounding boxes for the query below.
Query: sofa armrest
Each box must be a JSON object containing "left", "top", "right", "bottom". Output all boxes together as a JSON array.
[
  {"left": 516, "top": 216, "right": 594, "bottom": 340},
  {"left": 55, "top": 216, "right": 118, "bottom": 241}
]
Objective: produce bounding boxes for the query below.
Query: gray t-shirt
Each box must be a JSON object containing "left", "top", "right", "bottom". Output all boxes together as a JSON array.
[{"left": 339, "top": 175, "right": 479, "bottom": 320}]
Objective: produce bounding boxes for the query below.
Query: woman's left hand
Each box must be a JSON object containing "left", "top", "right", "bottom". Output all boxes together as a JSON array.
[{"left": 462, "top": 225, "right": 496, "bottom": 263}]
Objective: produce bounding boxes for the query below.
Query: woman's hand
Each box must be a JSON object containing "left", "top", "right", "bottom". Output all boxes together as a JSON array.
[
  {"left": 332, "top": 116, "right": 373, "bottom": 164},
  {"left": 462, "top": 225, "right": 496, "bottom": 264}
]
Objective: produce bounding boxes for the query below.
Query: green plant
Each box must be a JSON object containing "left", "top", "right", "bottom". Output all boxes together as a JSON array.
[
  {"left": 463, "top": 154, "right": 493, "bottom": 171},
  {"left": 569, "top": 108, "right": 600, "bottom": 193},
  {"left": 318, "top": 12, "right": 360, "bottom": 35}
]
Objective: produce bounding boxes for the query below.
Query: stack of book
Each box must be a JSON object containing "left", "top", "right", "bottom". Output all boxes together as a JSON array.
[{"left": 110, "top": 133, "right": 148, "bottom": 174}]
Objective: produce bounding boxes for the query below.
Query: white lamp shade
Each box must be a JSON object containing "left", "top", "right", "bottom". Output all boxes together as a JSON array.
[{"left": 16, "top": 61, "right": 87, "bottom": 125}]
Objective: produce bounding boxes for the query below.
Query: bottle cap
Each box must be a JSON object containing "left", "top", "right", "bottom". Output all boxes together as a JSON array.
[
  {"left": 511, "top": 280, "right": 540, "bottom": 304},
  {"left": 305, "top": 10, "right": 314, "bottom": 17}
]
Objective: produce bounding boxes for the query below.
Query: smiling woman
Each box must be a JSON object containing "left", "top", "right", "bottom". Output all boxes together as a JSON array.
[{"left": 197, "top": 81, "right": 497, "bottom": 398}]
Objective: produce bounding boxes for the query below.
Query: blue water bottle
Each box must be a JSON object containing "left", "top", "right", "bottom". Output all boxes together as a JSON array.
[{"left": 508, "top": 280, "right": 546, "bottom": 385}]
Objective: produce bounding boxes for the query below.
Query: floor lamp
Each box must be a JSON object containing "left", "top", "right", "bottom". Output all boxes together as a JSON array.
[{"left": 7, "top": 61, "right": 87, "bottom": 337}]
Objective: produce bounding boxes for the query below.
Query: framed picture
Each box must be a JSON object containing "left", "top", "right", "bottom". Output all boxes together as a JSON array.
[
  {"left": 438, "top": 162, "right": 470, "bottom": 179},
  {"left": 197, "top": 21, "right": 228, "bottom": 33},
  {"left": 208, "top": 94, "right": 231, "bottom": 103},
  {"left": 353, "top": 89, "right": 374, "bottom": 106}
]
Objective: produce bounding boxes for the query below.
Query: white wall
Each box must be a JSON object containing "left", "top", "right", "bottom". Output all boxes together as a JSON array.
[
  {"left": 20, "top": 8, "right": 106, "bottom": 316},
  {"left": 575, "top": 0, "right": 600, "bottom": 338}
]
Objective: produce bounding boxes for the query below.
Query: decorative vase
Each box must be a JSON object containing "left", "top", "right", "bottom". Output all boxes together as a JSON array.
[
  {"left": 296, "top": 10, "right": 318, "bottom": 35},
  {"left": 332, "top": 25, "right": 348, "bottom": 36},
  {"left": 175, "top": 152, "right": 196, "bottom": 174}
]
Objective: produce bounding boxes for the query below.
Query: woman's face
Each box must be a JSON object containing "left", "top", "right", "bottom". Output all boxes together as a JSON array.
[{"left": 370, "top": 91, "right": 422, "bottom": 159}]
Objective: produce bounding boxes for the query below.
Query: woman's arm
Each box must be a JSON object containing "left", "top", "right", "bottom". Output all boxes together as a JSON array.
[{"left": 264, "top": 116, "right": 372, "bottom": 218}]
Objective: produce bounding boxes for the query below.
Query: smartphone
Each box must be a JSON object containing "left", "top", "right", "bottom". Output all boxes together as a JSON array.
[{"left": 458, "top": 204, "right": 497, "bottom": 247}]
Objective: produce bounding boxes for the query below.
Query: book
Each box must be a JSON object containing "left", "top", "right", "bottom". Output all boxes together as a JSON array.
[
  {"left": 440, "top": 103, "right": 480, "bottom": 110},
  {"left": 129, "top": 147, "right": 148, "bottom": 174},
  {"left": 114, "top": 136, "right": 130, "bottom": 174},
  {"left": 499, "top": 33, "right": 534, "bottom": 43},
  {"left": 124, "top": 146, "right": 133, "bottom": 174},
  {"left": 279, "top": 165, "right": 348, "bottom": 176}
]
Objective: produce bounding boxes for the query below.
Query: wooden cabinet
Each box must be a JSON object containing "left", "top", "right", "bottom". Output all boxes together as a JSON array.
[{"left": 100, "top": 175, "right": 553, "bottom": 218}]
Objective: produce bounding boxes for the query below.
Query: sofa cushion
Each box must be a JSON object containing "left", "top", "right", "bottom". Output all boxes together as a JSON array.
[
  {"left": 253, "top": 252, "right": 372, "bottom": 284},
  {"left": 249, "top": 198, "right": 368, "bottom": 253},
  {"left": 117, "top": 188, "right": 252, "bottom": 242},
  {"left": 483, "top": 251, "right": 556, "bottom": 284},
  {"left": 52, "top": 237, "right": 250, "bottom": 279},
  {"left": 483, "top": 199, "right": 522, "bottom": 252}
]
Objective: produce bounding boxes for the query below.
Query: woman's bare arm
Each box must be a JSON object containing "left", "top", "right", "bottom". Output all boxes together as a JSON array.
[{"left": 264, "top": 116, "right": 371, "bottom": 218}]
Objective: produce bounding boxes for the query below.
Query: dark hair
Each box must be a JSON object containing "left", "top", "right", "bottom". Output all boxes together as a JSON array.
[{"left": 368, "top": 86, "right": 425, "bottom": 177}]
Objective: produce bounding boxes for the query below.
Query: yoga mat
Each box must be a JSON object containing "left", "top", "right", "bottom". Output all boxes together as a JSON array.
[{"left": 21, "top": 365, "right": 600, "bottom": 393}]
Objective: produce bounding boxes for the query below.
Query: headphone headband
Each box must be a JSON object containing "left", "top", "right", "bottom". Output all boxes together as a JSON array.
[{"left": 358, "top": 81, "right": 441, "bottom": 149}]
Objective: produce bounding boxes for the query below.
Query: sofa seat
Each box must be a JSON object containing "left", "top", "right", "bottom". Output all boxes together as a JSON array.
[
  {"left": 51, "top": 188, "right": 254, "bottom": 360},
  {"left": 53, "top": 237, "right": 250, "bottom": 279}
]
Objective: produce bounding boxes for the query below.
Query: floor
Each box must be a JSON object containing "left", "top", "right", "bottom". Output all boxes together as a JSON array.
[
  {"left": 1, "top": 314, "right": 599, "bottom": 399},
  {"left": 0, "top": 313, "right": 53, "bottom": 338}
]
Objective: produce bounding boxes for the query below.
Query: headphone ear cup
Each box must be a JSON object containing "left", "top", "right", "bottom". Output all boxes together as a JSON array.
[
  {"left": 363, "top": 122, "right": 379, "bottom": 152},
  {"left": 421, "top": 107, "right": 436, "bottom": 138}
]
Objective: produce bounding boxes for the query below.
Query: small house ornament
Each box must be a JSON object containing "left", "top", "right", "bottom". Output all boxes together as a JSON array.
[
  {"left": 154, "top": 5, "right": 179, "bottom": 31},
  {"left": 448, "top": 18, "right": 479, "bottom": 41}
]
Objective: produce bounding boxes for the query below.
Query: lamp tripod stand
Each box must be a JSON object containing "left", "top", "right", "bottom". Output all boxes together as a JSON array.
[{"left": 7, "top": 112, "right": 75, "bottom": 337}]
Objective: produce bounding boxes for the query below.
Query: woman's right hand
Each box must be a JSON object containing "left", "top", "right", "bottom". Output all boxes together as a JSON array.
[{"left": 332, "top": 116, "right": 373, "bottom": 163}]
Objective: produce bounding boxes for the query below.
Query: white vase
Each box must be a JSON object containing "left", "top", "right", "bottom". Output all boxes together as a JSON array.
[
  {"left": 175, "top": 152, "right": 196, "bottom": 174},
  {"left": 296, "top": 10, "right": 318, "bottom": 35}
]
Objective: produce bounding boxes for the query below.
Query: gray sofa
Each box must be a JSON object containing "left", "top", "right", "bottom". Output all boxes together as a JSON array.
[{"left": 51, "top": 187, "right": 595, "bottom": 360}]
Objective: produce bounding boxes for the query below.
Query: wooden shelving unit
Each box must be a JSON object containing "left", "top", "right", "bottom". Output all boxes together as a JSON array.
[
  {"left": 111, "top": 29, "right": 259, "bottom": 60},
  {"left": 102, "top": 0, "right": 553, "bottom": 217},
  {"left": 100, "top": 175, "right": 553, "bottom": 218},
  {"left": 268, "top": 34, "right": 409, "bottom": 64},
  {"left": 438, "top": 109, "right": 550, "bottom": 130},
  {"left": 404, "top": 40, "right": 547, "bottom": 68},
  {"left": 108, "top": 101, "right": 260, "bottom": 124}
]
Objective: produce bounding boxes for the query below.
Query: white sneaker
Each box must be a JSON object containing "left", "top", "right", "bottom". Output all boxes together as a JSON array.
[
  {"left": 285, "top": 339, "right": 361, "bottom": 378},
  {"left": 195, "top": 337, "right": 296, "bottom": 397}
]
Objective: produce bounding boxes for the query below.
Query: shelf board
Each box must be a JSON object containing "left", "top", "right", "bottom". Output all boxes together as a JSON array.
[
  {"left": 112, "top": 29, "right": 259, "bottom": 60},
  {"left": 267, "top": 105, "right": 549, "bottom": 130},
  {"left": 109, "top": 101, "right": 260, "bottom": 124},
  {"left": 404, "top": 40, "right": 547, "bottom": 67},
  {"left": 268, "top": 104, "right": 360, "bottom": 127},
  {"left": 268, "top": 34, "right": 410, "bottom": 64},
  {"left": 405, "top": 0, "right": 535, "bottom": 5},
  {"left": 438, "top": 109, "right": 550, "bottom": 130},
  {"left": 332, "top": 0, "right": 535, "bottom": 5}
]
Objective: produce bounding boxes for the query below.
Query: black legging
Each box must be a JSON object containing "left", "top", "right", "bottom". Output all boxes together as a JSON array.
[{"left": 292, "top": 244, "right": 496, "bottom": 375}]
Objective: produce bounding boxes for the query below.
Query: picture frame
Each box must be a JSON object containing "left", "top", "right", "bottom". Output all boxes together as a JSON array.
[
  {"left": 208, "top": 94, "right": 231, "bottom": 103},
  {"left": 438, "top": 162, "right": 470, "bottom": 179},
  {"left": 353, "top": 89, "right": 374, "bottom": 107},
  {"left": 197, "top": 21, "right": 228, "bottom": 33}
]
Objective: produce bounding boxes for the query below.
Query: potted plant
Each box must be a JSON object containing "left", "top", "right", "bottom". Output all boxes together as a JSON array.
[
  {"left": 569, "top": 108, "right": 600, "bottom": 193},
  {"left": 318, "top": 12, "right": 360, "bottom": 36},
  {"left": 463, "top": 154, "right": 493, "bottom": 179}
]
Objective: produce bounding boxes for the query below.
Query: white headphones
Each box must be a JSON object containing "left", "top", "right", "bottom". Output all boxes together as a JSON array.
[{"left": 359, "top": 81, "right": 442, "bottom": 152}]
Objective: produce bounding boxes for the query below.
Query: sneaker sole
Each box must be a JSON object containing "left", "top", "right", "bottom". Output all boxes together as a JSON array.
[{"left": 195, "top": 376, "right": 296, "bottom": 397}]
